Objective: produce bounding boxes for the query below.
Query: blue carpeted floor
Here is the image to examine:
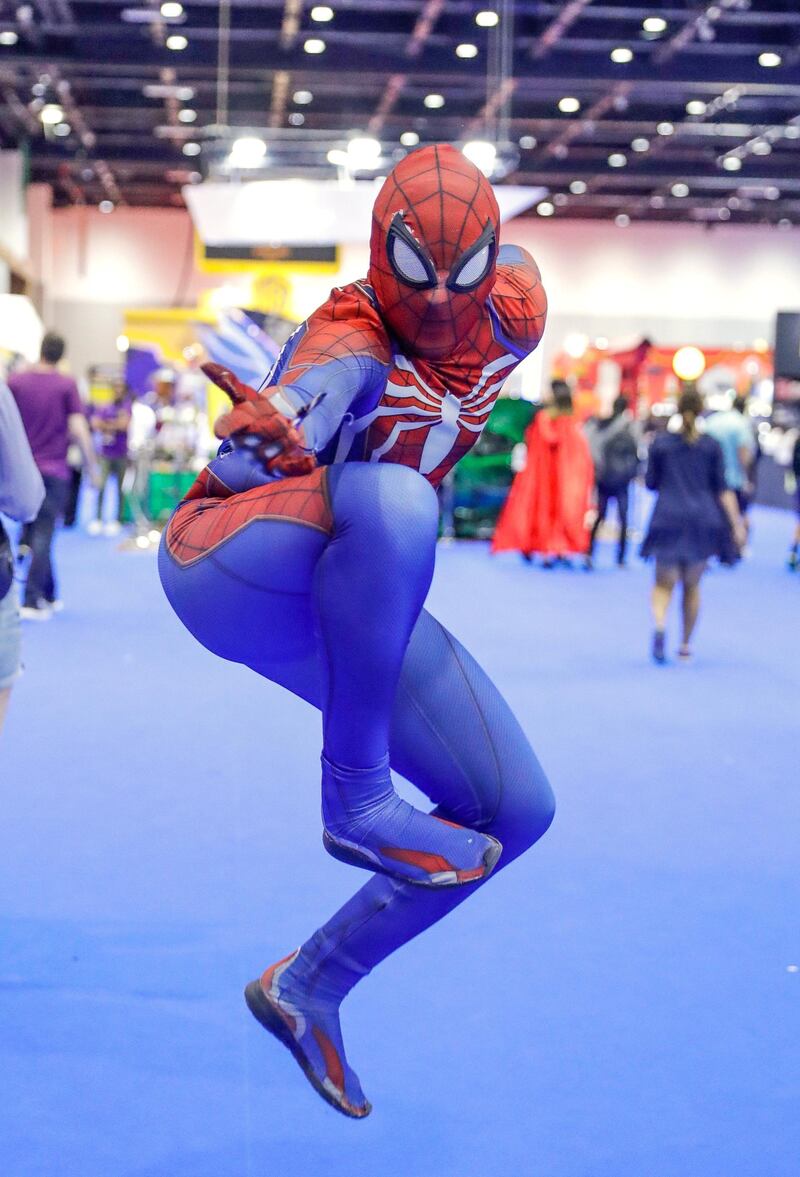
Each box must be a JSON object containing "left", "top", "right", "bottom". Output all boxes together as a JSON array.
[{"left": 2, "top": 504, "right": 799, "bottom": 1177}]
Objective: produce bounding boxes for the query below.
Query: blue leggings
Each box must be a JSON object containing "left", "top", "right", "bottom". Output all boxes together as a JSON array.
[{"left": 159, "top": 462, "right": 555, "bottom": 1011}]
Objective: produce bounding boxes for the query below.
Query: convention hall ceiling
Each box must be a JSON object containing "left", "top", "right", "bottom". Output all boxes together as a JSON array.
[{"left": 0, "top": 0, "right": 799, "bottom": 226}]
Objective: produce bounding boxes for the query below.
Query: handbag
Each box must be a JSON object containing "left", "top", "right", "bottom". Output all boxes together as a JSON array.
[{"left": 0, "top": 521, "right": 13, "bottom": 602}]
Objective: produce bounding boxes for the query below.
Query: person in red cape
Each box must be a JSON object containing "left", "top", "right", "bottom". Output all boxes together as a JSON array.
[{"left": 492, "top": 380, "right": 594, "bottom": 565}]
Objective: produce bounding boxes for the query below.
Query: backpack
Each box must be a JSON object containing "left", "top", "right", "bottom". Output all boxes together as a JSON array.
[{"left": 600, "top": 427, "right": 638, "bottom": 486}]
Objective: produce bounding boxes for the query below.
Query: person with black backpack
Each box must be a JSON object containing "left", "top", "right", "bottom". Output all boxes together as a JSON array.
[{"left": 584, "top": 395, "right": 640, "bottom": 568}]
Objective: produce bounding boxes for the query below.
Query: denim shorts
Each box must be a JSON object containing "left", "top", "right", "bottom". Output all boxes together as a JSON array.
[{"left": 0, "top": 582, "right": 22, "bottom": 690}]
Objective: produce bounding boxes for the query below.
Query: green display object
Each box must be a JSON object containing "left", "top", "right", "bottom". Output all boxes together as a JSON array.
[
  {"left": 147, "top": 469, "right": 198, "bottom": 521},
  {"left": 450, "top": 397, "right": 537, "bottom": 539}
]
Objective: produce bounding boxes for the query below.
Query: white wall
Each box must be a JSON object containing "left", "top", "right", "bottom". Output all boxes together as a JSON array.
[
  {"left": 49, "top": 206, "right": 210, "bottom": 305},
  {"left": 0, "top": 150, "right": 28, "bottom": 268},
  {"left": 508, "top": 219, "right": 800, "bottom": 325}
]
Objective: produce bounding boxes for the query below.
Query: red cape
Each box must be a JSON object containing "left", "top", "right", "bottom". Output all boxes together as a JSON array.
[{"left": 492, "top": 411, "right": 594, "bottom": 556}]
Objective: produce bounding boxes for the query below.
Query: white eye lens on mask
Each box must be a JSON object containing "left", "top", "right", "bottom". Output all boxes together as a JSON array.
[
  {"left": 389, "top": 234, "right": 432, "bottom": 286},
  {"left": 450, "top": 243, "right": 491, "bottom": 290}
]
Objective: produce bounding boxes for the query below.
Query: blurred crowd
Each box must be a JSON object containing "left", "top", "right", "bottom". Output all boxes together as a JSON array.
[{"left": 492, "top": 377, "right": 798, "bottom": 661}]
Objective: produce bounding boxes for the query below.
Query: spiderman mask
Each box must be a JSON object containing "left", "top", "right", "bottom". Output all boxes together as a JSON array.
[{"left": 368, "top": 144, "right": 501, "bottom": 360}]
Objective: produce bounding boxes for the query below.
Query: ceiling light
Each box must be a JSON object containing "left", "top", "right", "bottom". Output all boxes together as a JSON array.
[
  {"left": 145, "top": 83, "right": 195, "bottom": 99},
  {"left": 229, "top": 136, "right": 267, "bottom": 166},
  {"left": 717, "top": 207, "right": 731, "bottom": 221},
  {"left": 558, "top": 96, "right": 580, "bottom": 114},
  {"left": 631, "top": 137, "right": 650, "bottom": 152},
  {"left": 288, "top": 112, "right": 304, "bottom": 126},
  {"left": 778, "top": 219, "right": 792, "bottom": 230},
  {"left": 608, "top": 152, "right": 627, "bottom": 167},
  {"left": 53, "top": 121, "right": 71, "bottom": 137},
  {"left": 40, "top": 104, "right": 64, "bottom": 125},
  {"left": 642, "top": 17, "right": 667, "bottom": 33},
  {"left": 327, "top": 148, "right": 349, "bottom": 166},
  {"left": 537, "top": 201, "right": 555, "bottom": 217},
  {"left": 758, "top": 52, "right": 781, "bottom": 68},
  {"left": 456, "top": 43, "right": 478, "bottom": 58},
  {"left": 554, "top": 193, "right": 568, "bottom": 206},
  {"left": 462, "top": 139, "right": 496, "bottom": 176},
  {"left": 686, "top": 100, "right": 707, "bottom": 116},
  {"left": 304, "top": 38, "right": 326, "bottom": 53},
  {"left": 656, "top": 121, "right": 674, "bottom": 136},
  {"left": 569, "top": 180, "right": 587, "bottom": 194},
  {"left": 178, "top": 108, "right": 197, "bottom": 123},
  {"left": 400, "top": 131, "right": 419, "bottom": 146},
  {"left": 610, "top": 47, "right": 633, "bottom": 63},
  {"left": 182, "top": 142, "right": 201, "bottom": 156},
  {"left": 166, "top": 34, "right": 188, "bottom": 50},
  {"left": 519, "top": 134, "right": 536, "bottom": 149},
  {"left": 764, "top": 186, "right": 780, "bottom": 200},
  {"left": 650, "top": 195, "right": 665, "bottom": 209},
  {"left": 671, "top": 182, "right": 689, "bottom": 197},
  {"left": 784, "top": 125, "right": 800, "bottom": 140},
  {"left": 475, "top": 10, "right": 499, "bottom": 27},
  {"left": 0, "top": 30, "right": 18, "bottom": 45},
  {"left": 722, "top": 155, "right": 742, "bottom": 171},
  {"left": 293, "top": 89, "right": 313, "bottom": 104},
  {"left": 615, "top": 213, "right": 631, "bottom": 227},
  {"left": 347, "top": 136, "right": 382, "bottom": 169},
  {"left": 751, "top": 139, "right": 771, "bottom": 155},
  {"left": 424, "top": 93, "right": 444, "bottom": 109},
  {"left": 310, "top": 5, "right": 334, "bottom": 20},
  {"left": 99, "top": 200, "right": 115, "bottom": 214},
  {"left": 160, "top": 2, "right": 183, "bottom": 17}
]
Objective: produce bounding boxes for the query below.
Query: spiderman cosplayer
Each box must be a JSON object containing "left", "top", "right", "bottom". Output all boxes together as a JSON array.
[{"left": 159, "top": 144, "right": 555, "bottom": 1118}]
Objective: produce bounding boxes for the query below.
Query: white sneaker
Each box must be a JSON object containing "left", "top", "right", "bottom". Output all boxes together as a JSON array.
[
  {"left": 20, "top": 604, "right": 52, "bottom": 621},
  {"left": 45, "top": 599, "right": 65, "bottom": 613},
  {"left": 87, "top": 520, "right": 103, "bottom": 536},
  {"left": 104, "top": 521, "right": 121, "bottom": 537}
]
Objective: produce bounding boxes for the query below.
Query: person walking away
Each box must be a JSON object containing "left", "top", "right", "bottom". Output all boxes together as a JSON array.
[
  {"left": 0, "top": 382, "right": 44, "bottom": 732},
  {"left": 8, "top": 332, "right": 100, "bottom": 619},
  {"left": 492, "top": 380, "right": 594, "bottom": 566},
  {"left": 641, "top": 388, "right": 745, "bottom": 663},
  {"left": 89, "top": 381, "right": 131, "bottom": 536},
  {"left": 705, "top": 394, "right": 755, "bottom": 534},
  {"left": 788, "top": 432, "right": 800, "bottom": 571},
  {"left": 584, "top": 395, "right": 639, "bottom": 568}
]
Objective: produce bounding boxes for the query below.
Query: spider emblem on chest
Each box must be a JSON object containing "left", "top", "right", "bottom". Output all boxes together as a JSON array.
[{"left": 355, "top": 352, "right": 520, "bottom": 478}]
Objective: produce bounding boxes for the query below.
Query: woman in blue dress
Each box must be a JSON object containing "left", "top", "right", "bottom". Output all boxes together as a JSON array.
[{"left": 641, "top": 388, "right": 745, "bottom": 663}]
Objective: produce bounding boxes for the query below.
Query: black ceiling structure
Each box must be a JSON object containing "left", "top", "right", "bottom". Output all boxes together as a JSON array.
[{"left": 1, "top": 0, "right": 799, "bottom": 226}]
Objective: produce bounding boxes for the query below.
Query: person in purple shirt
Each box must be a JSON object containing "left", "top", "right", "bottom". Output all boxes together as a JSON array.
[
  {"left": 8, "top": 332, "right": 100, "bottom": 618},
  {"left": 89, "top": 382, "right": 131, "bottom": 536},
  {"left": 0, "top": 381, "right": 45, "bottom": 731}
]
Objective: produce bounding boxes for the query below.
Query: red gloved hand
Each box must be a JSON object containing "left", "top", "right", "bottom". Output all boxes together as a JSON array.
[{"left": 202, "top": 362, "right": 315, "bottom": 478}]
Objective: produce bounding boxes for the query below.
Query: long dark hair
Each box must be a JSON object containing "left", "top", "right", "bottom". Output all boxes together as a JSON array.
[
  {"left": 677, "top": 387, "right": 703, "bottom": 444},
  {"left": 551, "top": 379, "right": 573, "bottom": 414}
]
